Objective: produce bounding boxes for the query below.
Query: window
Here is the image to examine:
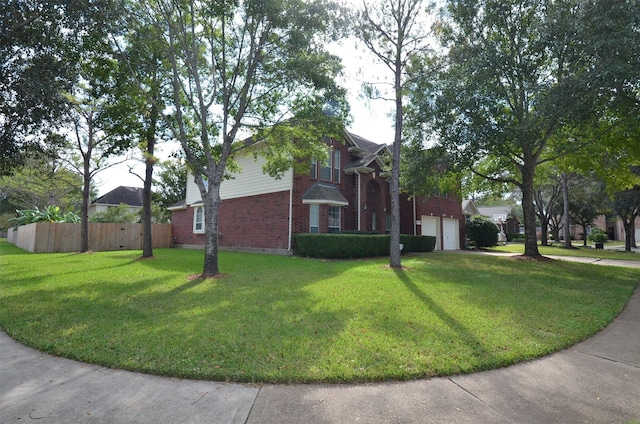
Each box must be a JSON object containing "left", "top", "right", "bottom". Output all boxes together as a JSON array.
[
  {"left": 432, "top": 189, "right": 448, "bottom": 199},
  {"left": 328, "top": 206, "right": 340, "bottom": 233},
  {"left": 312, "top": 146, "right": 341, "bottom": 182},
  {"left": 309, "top": 204, "right": 319, "bottom": 233},
  {"left": 310, "top": 158, "right": 317, "bottom": 179},
  {"left": 372, "top": 211, "right": 377, "bottom": 231},
  {"left": 385, "top": 213, "right": 391, "bottom": 233},
  {"left": 319, "top": 147, "right": 332, "bottom": 180},
  {"left": 193, "top": 206, "right": 205, "bottom": 233}
]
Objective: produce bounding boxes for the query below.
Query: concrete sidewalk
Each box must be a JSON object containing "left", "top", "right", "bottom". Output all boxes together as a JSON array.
[{"left": 2, "top": 272, "right": 639, "bottom": 423}]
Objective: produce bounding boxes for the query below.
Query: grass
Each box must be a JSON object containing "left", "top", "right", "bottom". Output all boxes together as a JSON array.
[
  {"left": 490, "top": 242, "right": 640, "bottom": 261},
  {"left": 0, "top": 240, "right": 638, "bottom": 383}
]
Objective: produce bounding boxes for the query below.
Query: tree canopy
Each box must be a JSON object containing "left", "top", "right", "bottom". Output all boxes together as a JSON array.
[
  {"left": 0, "top": 0, "right": 118, "bottom": 174},
  {"left": 411, "top": 0, "right": 638, "bottom": 257},
  {"left": 133, "top": 0, "right": 349, "bottom": 276}
]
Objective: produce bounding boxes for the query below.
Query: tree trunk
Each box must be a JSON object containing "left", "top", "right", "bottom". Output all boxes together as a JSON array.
[
  {"left": 582, "top": 223, "right": 588, "bottom": 247},
  {"left": 81, "top": 159, "right": 91, "bottom": 253},
  {"left": 389, "top": 47, "right": 403, "bottom": 269},
  {"left": 551, "top": 225, "right": 561, "bottom": 243},
  {"left": 540, "top": 220, "right": 548, "bottom": 246},
  {"left": 521, "top": 162, "right": 540, "bottom": 257},
  {"left": 562, "top": 173, "right": 572, "bottom": 248},
  {"left": 202, "top": 183, "right": 221, "bottom": 277},
  {"left": 141, "top": 154, "right": 154, "bottom": 258},
  {"left": 80, "top": 127, "right": 93, "bottom": 253},
  {"left": 625, "top": 219, "right": 633, "bottom": 252},
  {"left": 141, "top": 102, "right": 158, "bottom": 258}
]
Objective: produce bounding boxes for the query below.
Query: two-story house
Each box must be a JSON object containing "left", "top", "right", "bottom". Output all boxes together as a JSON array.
[{"left": 169, "top": 131, "right": 464, "bottom": 254}]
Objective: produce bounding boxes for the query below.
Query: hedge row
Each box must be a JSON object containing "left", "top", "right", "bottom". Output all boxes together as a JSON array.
[{"left": 294, "top": 234, "right": 437, "bottom": 258}]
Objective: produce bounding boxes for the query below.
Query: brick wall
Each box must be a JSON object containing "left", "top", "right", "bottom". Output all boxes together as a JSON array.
[
  {"left": 218, "top": 190, "right": 291, "bottom": 250},
  {"left": 172, "top": 190, "right": 291, "bottom": 250},
  {"left": 414, "top": 193, "right": 465, "bottom": 248},
  {"left": 171, "top": 208, "right": 205, "bottom": 246}
]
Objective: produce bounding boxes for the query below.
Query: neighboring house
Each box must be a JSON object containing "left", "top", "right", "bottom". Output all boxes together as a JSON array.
[
  {"left": 89, "top": 186, "right": 144, "bottom": 217},
  {"left": 462, "top": 199, "right": 481, "bottom": 226},
  {"left": 477, "top": 205, "right": 522, "bottom": 235},
  {"left": 581, "top": 214, "right": 639, "bottom": 242},
  {"left": 169, "top": 131, "right": 464, "bottom": 254}
]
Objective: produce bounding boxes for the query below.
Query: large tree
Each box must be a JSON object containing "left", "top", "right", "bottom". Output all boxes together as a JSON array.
[
  {"left": 0, "top": 146, "right": 85, "bottom": 213},
  {"left": 568, "top": 174, "right": 606, "bottom": 246},
  {"left": 355, "top": 0, "right": 435, "bottom": 268},
  {"left": 426, "top": 0, "right": 599, "bottom": 257},
  {"left": 143, "top": 0, "right": 348, "bottom": 276},
  {"left": 0, "top": 0, "right": 115, "bottom": 174},
  {"left": 533, "top": 166, "right": 562, "bottom": 246},
  {"left": 63, "top": 40, "right": 133, "bottom": 252},
  {"left": 109, "top": 8, "right": 172, "bottom": 258}
]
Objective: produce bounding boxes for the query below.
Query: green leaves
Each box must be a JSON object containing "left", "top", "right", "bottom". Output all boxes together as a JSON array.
[{"left": 9, "top": 206, "right": 80, "bottom": 227}]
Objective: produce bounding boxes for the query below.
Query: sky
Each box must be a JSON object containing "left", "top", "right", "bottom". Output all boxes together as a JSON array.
[{"left": 93, "top": 38, "right": 397, "bottom": 197}]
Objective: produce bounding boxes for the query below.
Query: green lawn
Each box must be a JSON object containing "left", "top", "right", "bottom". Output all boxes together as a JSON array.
[
  {"left": 490, "top": 242, "right": 640, "bottom": 261},
  {"left": 0, "top": 240, "right": 637, "bottom": 383}
]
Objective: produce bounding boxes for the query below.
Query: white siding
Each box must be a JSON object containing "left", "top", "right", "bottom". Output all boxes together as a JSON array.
[
  {"left": 185, "top": 152, "right": 293, "bottom": 205},
  {"left": 185, "top": 176, "right": 203, "bottom": 206}
]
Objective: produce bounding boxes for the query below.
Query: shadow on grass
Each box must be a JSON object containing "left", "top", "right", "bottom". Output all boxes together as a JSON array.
[{"left": 394, "top": 267, "right": 496, "bottom": 370}]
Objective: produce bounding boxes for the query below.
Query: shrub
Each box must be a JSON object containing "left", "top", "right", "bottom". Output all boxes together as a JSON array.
[
  {"left": 588, "top": 228, "right": 608, "bottom": 243},
  {"left": 90, "top": 204, "right": 140, "bottom": 223},
  {"left": 8, "top": 206, "right": 80, "bottom": 227},
  {"left": 295, "top": 233, "right": 436, "bottom": 258},
  {"left": 465, "top": 215, "right": 499, "bottom": 248}
]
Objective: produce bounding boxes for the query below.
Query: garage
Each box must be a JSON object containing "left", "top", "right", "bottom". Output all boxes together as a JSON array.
[
  {"left": 421, "top": 215, "right": 459, "bottom": 251},
  {"left": 421, "top": 216, "right": 441, "bottom": 250},
  {"left": 442, "top": 218, "right": 460, "bottom": 250}
]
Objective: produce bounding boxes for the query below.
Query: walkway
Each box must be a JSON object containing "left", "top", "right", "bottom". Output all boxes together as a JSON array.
[{"left": 1, "top": 257, "right": 639, "bottom": 423}]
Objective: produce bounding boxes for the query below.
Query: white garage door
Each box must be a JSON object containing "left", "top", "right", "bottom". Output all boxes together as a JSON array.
[
  {"left": 635, "top": 226, "right": 640, "bottom": 244},
  {"left": 443, "top": 218, "right": 460, "bottom": 251},
  {"left": 421, "top": 216, "right": 441, "bottom": 250}
]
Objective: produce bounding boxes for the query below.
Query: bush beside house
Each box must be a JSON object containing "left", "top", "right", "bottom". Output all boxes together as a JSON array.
[
  {"left": 466, "top": 215, "right": 499, "bottom": 249},
  {"left": 295, "top": 233, "right": 436, "bottom": 258}
]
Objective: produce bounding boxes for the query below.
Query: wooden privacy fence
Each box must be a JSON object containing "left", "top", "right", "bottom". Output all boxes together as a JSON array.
[{"left": 7, "top": 222, "right": 172, "bottom": 253}]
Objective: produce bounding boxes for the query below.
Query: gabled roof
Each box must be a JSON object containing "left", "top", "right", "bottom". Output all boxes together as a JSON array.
[
  {"left": 462, "top": 199, "right": 480, "bottom": 216},
  {"left": 343, "top": 131, "right": 390, "bottom": 174},
  {"left": 91, "top": 186, "right": 143, "bottom": 207},
  {"left": 302, "top": 182, "right": 349, "bottom": 206}
]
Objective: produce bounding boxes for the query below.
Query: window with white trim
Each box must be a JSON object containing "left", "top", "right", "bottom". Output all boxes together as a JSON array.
[
  {"left": 310, "top": 158, "right": 317, "bottom": 179},
  {"left": 193, "top": 206, "right": 205, "bottom": 233},
  {"left": 328, "top": 206, "right": 340, "bottom": 233},
  {"left": 311, "top": 146, "right": 341, "bottom": 183},
  {"left": 319, "top": 147, "right": 332, "bottom": 181},
  {"left": 309, "top": 204, "right": 319, "bottom": 234}
]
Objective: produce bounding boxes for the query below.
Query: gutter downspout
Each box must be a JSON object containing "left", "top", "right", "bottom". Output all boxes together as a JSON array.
[
  {"left": 356, "top": 171, "right": 362, "bottom": 231},
  {"left": 288, "top": 170, "right": 294, "bottom": 251}
]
